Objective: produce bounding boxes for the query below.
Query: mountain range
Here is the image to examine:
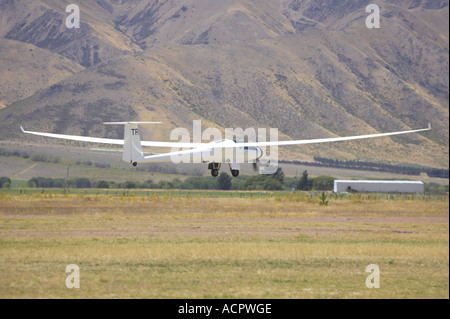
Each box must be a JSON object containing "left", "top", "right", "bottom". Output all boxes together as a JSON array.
[{"left": 0, "top": 0, "right": 448, "bottom": 168}]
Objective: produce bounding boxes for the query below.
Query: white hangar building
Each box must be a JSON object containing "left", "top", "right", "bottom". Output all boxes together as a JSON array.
[{"left": 333, "top": 180, "right": 424, "bottom": 194}]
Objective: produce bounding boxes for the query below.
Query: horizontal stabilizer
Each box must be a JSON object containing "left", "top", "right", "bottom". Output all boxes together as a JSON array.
[
  {"left": 90, "top": 148, "right": 122, "bottom": 152},
  {"left": 103, "top": 121, "right": 162, "bottom": 125},
  {"left": 90, "top": 148, "right": 157, "bottom": 155}
]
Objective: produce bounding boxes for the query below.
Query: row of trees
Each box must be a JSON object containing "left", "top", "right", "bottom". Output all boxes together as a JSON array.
[
  {"left": 279, "top": 157, "right": 449, "bottom": 179},
  {"left": 0, "top": 149, "right": 110, "bottom": 168},
  {"left": 18, "top": 169, "right": 335, "bottom": 191},
  {"left": 24, "top": 174, "right": 283, "bottom": 191},
  {"left": 27, "top": 177, "right": 92, "bottom": 188},
  {"left": 2, "top": 170, "right": 448, "bottom": 194},
  {"left": 293, "top": 171, "right": 335, "bottom": 191}
]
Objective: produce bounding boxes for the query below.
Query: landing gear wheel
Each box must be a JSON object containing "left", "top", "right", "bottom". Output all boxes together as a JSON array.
[
  {"left": 132, "top": 162, "right": 137, "bottom": 167},
  {"left": 231, "top": 169, "right": 239, "bottom": 177},
  {"left": 211, "top": 169, "right": 219, "bottom": 177}
]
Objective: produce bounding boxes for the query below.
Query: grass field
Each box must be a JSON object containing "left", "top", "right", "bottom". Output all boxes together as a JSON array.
[{"left": 0, "top": 191, "right": 448, "bottom": 298}]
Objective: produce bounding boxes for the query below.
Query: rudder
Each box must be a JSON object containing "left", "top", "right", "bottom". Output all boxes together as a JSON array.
[{"left": 122, "top": 123, "right": 144, "bottom": 164}]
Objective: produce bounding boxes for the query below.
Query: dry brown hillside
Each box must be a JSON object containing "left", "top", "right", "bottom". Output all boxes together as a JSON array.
[{"left": 0, "top": 0, "right": 448, "bottom": 167}]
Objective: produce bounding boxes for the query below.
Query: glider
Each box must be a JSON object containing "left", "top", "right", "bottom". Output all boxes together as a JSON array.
[{"left": 21, "top": 122, "right": 431, "bottom": 177}]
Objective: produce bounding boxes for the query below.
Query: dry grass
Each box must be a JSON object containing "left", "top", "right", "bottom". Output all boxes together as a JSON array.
[{"left": 0, "top": 193, "right": 448, "bottom": 298}]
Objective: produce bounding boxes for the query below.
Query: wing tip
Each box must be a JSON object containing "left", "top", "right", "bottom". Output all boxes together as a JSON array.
[
  {"left": 20, "top": 126, "right": 25, "bottom": 133},
  {"left": 428, "top": 123, "right": 431, "bottom": 130}
]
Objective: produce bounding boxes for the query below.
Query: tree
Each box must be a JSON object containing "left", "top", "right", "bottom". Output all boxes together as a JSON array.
[
  {"left": 27, "top": 181, "right": 37, "bottom": 188},
  {"left": 74, "top": 178, "right": 91, "bottom": 188},
  {"left": 312, "top": 175, "right": 335, "bottom": 190},
  {"left": 318, "top": 192, "right": 329, "bottom": 206},
  {"left": 0, "top": 177, "right": 11, "bottom": 188},
  {"left": 28, "top": 177, "right": 54, "bottom": 188},
  {"left": 217, "top": 172, "right": 232, "bottom": 190},
  {"left": 123, "top": 181, "right": 136, "bottom": 189},
  {"left": 272, "top": 167, "right": 285, "bottom": 184},
  {"left": 96, "top": 180, "right": 110, "bottom": 189},
  {"left": 243, "top": 175, "right": 283, "bottom": 191},
  {"left": 297, "top": 170, "right": 309, "bottom": 190}
]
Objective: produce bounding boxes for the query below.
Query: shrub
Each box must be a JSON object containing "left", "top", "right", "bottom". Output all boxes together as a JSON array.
[
  {"left": 28, "top": 177, "right": 54, "bottom": 188},
  {"left": 318, "top": 192, "right": 329, "bottom": 206},
  {"left": 311, "top": 175, "right": 335, "bottom": 191},
  {"left": 30, "top": 153, "right": 49, "bottom": 162},
  {"left": 96, "top": 180, "right": 110, "bottom": 189},
  {"left": 123, "top": 181, "right": 136, "bottom": 189},
  {"left": 217, "top": 172, "right": 231, "bottom": 190},
  {"left": 243, "top": 175, "right": 283, "bottom": 190},
  {"left": 0, "top": 177, "right": 11, "bottom": 188},
  {"left": 27, "top": 181, "right": 37, "bottom": 188},
  {"left": 94, "top": 162, "right": 110, "bottom": 169}
]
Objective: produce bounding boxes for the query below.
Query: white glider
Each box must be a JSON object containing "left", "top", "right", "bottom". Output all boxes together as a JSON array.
[{"left": 21, "top": 122, "right": 431, "bottom": 177}]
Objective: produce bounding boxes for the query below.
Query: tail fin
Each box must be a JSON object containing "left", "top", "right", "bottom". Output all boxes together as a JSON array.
[
  {"left": 103, "top": 122, "right": 161, "bottom": 164},
  {"left": 122, "top": 123, "right": 144, "bottom": 164}
]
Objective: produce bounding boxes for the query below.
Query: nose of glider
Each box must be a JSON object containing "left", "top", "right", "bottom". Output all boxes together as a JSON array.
[{"left": 256, "top": 147, "right": 263, "bottom": 159}]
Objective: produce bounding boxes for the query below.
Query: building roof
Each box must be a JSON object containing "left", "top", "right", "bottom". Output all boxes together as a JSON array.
[{"left": 334, "top": 180, "right": 423, "bottom": 184}]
